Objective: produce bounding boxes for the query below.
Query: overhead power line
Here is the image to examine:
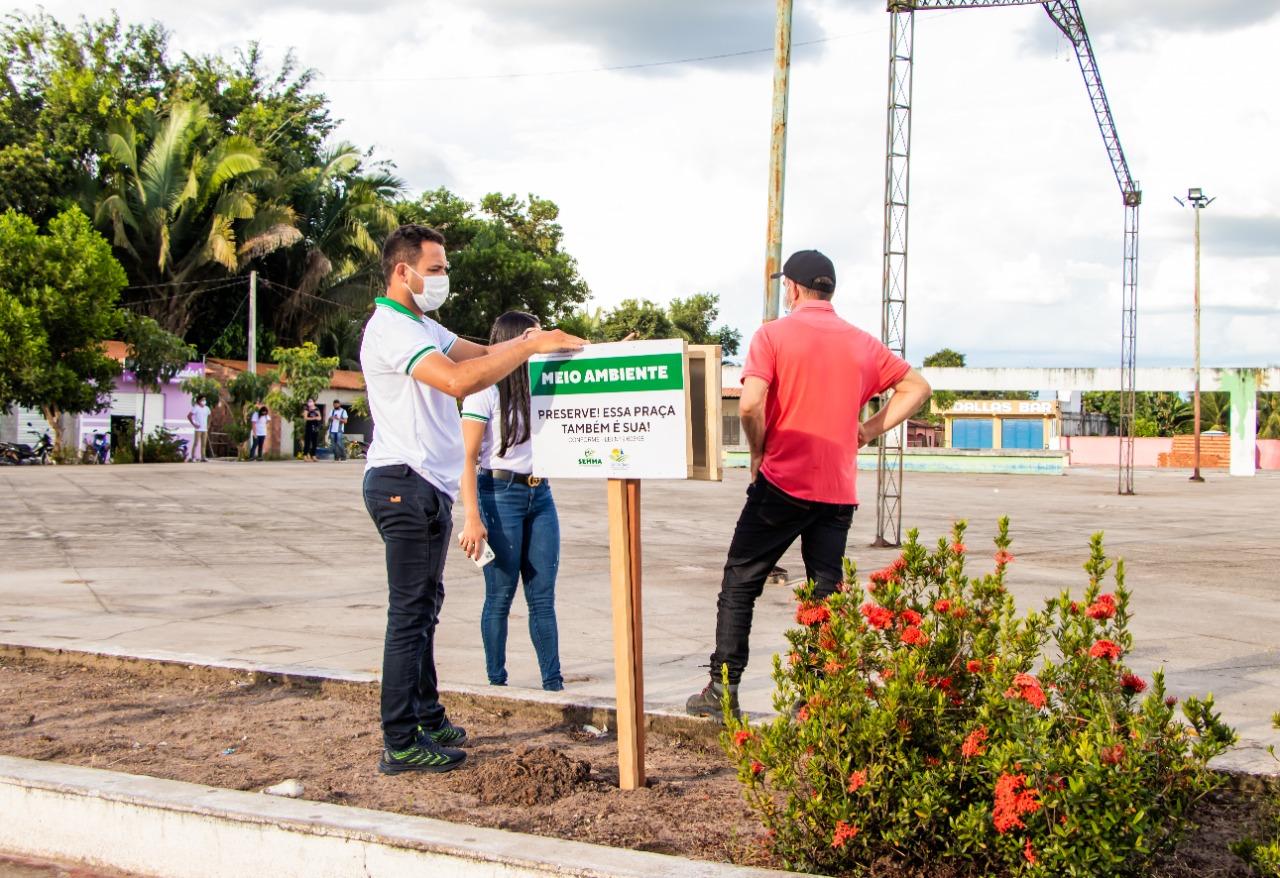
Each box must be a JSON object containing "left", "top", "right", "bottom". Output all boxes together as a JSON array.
[{"left": 319, "top": 30, "right": 869, "bottom": 84}]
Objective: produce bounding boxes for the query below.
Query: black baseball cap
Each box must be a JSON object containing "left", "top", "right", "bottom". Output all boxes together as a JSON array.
[{"left": 771, "top": 249, "right": 836, "bottom": 294}]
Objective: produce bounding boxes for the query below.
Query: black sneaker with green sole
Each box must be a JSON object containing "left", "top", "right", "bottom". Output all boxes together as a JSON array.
[
  {"left": 418, "top": 720, "right": 468, "bottom": 747},
  {"left": 377, "top": 738, "right": 466, "bottom": 775}
]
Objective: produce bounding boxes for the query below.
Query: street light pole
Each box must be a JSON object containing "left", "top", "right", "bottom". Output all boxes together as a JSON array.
[{"left": 1175, "top": 188, "right": 1213, "bottom": 482}]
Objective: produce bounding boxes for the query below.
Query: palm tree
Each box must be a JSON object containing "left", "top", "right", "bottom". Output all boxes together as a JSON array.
[
  {"left": 1198, "top": 391, "right": 1230, "bottom": 432},
  {"left": 270, "top": 143, "right": 403, "bottom": 342},
  {"left": 95, "top": 101, "right": 301, "bottom": 335},
  {"left": 1259, "top": 392, "right": 1280, "bottom": 440}
]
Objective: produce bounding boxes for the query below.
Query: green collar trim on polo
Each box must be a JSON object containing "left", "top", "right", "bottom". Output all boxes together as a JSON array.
[{"left": 374, "top": 296, "right": 421, "bottom": 321}]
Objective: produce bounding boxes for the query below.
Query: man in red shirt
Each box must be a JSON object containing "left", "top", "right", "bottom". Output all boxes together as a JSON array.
[{"left": 687, "top": 249, "right": 931, "bottom": 718}]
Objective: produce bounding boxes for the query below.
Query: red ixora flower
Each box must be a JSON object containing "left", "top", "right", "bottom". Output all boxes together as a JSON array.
[
  {"left": 847, "top": 769, "right": 868, "bottom": 792},
  {"left": 823, "top": 659, "right": 844, "bottom": 674},
  {"left": 1120, "top": 673, "right": 1147, "bottom": 694},
  {"left": 993, "top": 773, "right": 1041, "bottom": 833},
  {"left": 994, "top": 549, "right": 1015, "bottom": 566},
  {"left": 1090, "top": 639, "right": 1123, "bottom": 662},
  {"left": 831, "top": 820, "right": 860, "bottom": 849},
  {"left": 961, "top": 725, "right": 989, "bottom": 759},
  {"left": 733, "top": 730, "right": 752, "bottom": 747},
  {"left": 1004, "top": 672, "right": 1047, "bottom": 709},
  {"left": 952, "top": 541, "right": 967, "bottom": 555},
  {"left": 860, "top": 602, "right": 895, "bottom": 630},
  {"left": 1101, "top": 744, "right": 1126, "bottom": 765},
  {"left": 898, "top": 608, "right": 923, "bottom": 628},
  {"left": 1087, "top": 593, "right": 1117, "bottom": 620},
  {"left": 1024, "top": 839, "right": 1037, "bottom": 865},
  {"left": 750, "top": 760, "right": 765, "bottom": 775},
  {"left": 934, "top": 598, "right": 952, "bottom": 613},
  {"left": 796, "top": 601, "right": 831, "bottom": 627},
  {"left": 901, "top": 626, "right": 929, "bottom": 646},
  {"left": 966, "top": 659, "right": 985, "bottom": 674}
]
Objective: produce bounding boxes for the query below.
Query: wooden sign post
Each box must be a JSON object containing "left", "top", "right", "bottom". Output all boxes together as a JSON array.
[
  {"left": 529, "top": 340, "right": 721, "bottom": 789},
  {"left": 607, "top": 478, "right": 645, "bottom": 788}
]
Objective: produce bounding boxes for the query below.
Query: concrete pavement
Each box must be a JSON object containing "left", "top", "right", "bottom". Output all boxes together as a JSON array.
[{"left": 0, "top": 460, "right": 1277, "bottom": 772}]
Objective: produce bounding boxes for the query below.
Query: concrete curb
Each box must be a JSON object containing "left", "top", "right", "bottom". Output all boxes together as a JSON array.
[
  {"left": 0, "top": 640, "right": 731, "bottom": 743},
  {"left": 0, "top": 756, "right": 800, "bottom": 878}
]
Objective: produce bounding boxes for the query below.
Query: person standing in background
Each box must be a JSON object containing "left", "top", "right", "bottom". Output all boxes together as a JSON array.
[
  {"left": 249, "top": 404, "right": 269, "bottom": 461},
  {"left": 302, "top": 399, "right": 322, "bottom": 461},
  {"left": 459, "top": 311, "right": 564, "bottom": 693},
  {"left": 187, "top": 395, "right": 211, "bottom": 462},
  {"left": 329, "top": 399, "right": 348, "bottom": 462}
]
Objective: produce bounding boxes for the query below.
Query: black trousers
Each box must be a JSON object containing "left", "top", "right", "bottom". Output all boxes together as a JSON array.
[
  {"left": 363, "top": 465, "right": 452, "bottom": 749},
  {"left": 709, "top": 474, "right": 855, "bottom": 685},
  {"left": 303, "top": 422, "right": 319, "bottom": 456}
]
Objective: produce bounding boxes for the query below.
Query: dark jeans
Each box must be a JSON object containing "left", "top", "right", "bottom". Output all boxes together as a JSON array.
[
  {"left": 331, "top": 432, "right": 346, "bottom": 460},
  {"left": 709, "top": 474, "right": 856, "bottom": 685},
  {"left": 250, "top": 435, "right": 265, "bottom": 459},
  {"left": 477, "top": 472, "right": 563, "bottom": 690},
  {"left": 303, "top": 422, "right": 320, "bottom": 456},
  {"left": 363, "top": 465, "right": 453, "bottom": 749}
]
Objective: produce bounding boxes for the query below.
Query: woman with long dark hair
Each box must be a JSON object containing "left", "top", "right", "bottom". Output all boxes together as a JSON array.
[{"left": 458, "top": 311, "right": 563, "bottom": 691}]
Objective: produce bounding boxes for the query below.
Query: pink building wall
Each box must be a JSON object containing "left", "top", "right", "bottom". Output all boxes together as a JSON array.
[
  {"left": 1063, "top": 437, "right": 1171, "bottom": 467},
  {"left": 1066, "top": 436, "right": 1280, "bottom": 470},
  {"left": 1259, "top": 440, "right": 1280, "bottom": 470}
]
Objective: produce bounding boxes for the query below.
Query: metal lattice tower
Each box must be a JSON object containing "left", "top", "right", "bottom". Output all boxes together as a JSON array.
[
  {"left": 874, "top": 0, "right": 1142, "bottom": 545},
  {"left": 874, "top": 4, "right": 914, "bottom": 547}
]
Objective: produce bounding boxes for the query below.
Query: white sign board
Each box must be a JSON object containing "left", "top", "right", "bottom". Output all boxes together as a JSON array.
[{"left": 530, "top": 340, "right": 687, "bottom": 479}]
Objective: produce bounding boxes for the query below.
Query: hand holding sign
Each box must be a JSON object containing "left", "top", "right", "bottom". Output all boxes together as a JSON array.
[{"left": 528, "top": 328, "right": 587, "bottom": 354}]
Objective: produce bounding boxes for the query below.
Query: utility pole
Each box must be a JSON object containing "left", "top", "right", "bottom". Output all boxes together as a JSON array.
[
  {"left": 1175, "top": 188, "right": 1214, "bottom": 482},
  {"left": 248, "top": 270, "right": 258, "bottom": 376},
  {"left": 763, "top": 0, "right": 793, "bottom": 323}
]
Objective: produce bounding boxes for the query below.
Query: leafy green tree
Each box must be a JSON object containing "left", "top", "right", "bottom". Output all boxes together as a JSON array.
[
  {"left": 179, "top": 374, "right": 221, "bottom": 405},
  {"left": 554, "top": 307, "right": 606, "bottom": 342},
  {"left": 0, "top": 207, "right": 126, "bottom": 450},
  {"left": 921, "top": 349, "right": 964, "bottom": 422},
  {"left": 0, "top": 13, "right": 175, "bottom": 222},
  {"left": 177, "top": 43, "right": 335, "bottom": 176},
  {"left": 600, "top": 299, "right": 674, "bottom": 341},
  {"left": 1260, "top": 393, "right": 1280, "bottom": 440},
  {"left": 923, "top": 348, "right": 965, "bottom": 368},
  {"left": 265, "top": 144, "right": 403, "bottom": 342},
  {"left": 400, "top": 189, "right": 590, "bottom": 341},
  {"left": 264, "top": 342, "right": 338, "bottom": 448},
  {"left": 95, "top": 100, "right": 300, "bottom": 335},
  {"left": 668, "top": 293, "right": 741, "bottom": 356},
  {"left": 123, "top": 313, "right": 195, "bottom": 462},
  {"left": 226, "top": 370, "right": 273, "bottom": 451}
]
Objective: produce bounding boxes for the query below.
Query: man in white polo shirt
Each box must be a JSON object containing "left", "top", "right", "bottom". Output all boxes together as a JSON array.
[{"left": 361, "top": 224, "right": 584, "bottom": 775}]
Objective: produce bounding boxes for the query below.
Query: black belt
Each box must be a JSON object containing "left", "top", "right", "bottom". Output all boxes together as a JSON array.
[{"left": 480, "top": 468, "right": 545, "bottom": 487}]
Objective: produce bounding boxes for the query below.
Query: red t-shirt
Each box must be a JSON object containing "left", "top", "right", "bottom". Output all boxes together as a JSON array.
[{"left": 741, "top": 300, "right": 910, "bottom": 505}]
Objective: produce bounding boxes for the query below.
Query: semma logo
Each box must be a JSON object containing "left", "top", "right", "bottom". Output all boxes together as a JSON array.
[{"left": 577, "top": 449, "right": 603, "bottom": 466}]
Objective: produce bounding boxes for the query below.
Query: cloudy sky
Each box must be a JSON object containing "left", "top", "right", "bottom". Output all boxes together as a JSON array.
[{"left": 27, "top": 0, "right": 1280, "bottom": 367}]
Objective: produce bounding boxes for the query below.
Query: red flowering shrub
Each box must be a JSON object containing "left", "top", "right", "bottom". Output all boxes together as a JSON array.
[{"left": 722, "top": 519, "right": 1236, "bottom": 876}]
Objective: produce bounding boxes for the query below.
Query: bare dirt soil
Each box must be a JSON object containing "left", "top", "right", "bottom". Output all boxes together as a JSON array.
[{"left": 0, "top": 654, "right": 1271, "bottom": 876}]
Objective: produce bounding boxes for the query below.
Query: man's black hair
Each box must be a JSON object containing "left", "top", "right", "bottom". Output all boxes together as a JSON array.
[{"left": 381, "top": 224, "right": 446, "bottom": 283}]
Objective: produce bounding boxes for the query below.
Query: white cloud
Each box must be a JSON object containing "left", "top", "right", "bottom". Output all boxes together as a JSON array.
[{"left": 25, "top": 0, "right": 1280, "bottom": 367}]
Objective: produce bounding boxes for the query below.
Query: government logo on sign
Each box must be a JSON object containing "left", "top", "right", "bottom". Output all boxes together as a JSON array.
[{"left": 577, "top": 449, "right": 603, "bottom": 467}]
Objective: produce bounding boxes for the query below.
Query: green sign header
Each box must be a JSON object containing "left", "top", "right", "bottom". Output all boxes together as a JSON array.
[{"left": 530, "top": 353, "right": 684, "bottom": 397}]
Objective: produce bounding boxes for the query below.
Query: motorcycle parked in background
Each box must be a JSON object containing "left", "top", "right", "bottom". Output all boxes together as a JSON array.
[{"left": 0, "top": 423, "right": 55, "bottom": 465}]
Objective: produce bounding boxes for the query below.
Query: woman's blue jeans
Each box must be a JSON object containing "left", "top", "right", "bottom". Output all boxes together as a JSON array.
[{"left": 478, "top": 472, "right": 563, "bottom": 690}]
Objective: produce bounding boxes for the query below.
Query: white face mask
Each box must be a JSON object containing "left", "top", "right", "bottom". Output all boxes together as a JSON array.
[{"left": 407, "top": 267, "right": 450, "bottom": 312}]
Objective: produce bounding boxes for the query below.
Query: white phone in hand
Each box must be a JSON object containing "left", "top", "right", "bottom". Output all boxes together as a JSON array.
[{"left": 471, "top": 540, "right": 496, "bottom": 568}]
